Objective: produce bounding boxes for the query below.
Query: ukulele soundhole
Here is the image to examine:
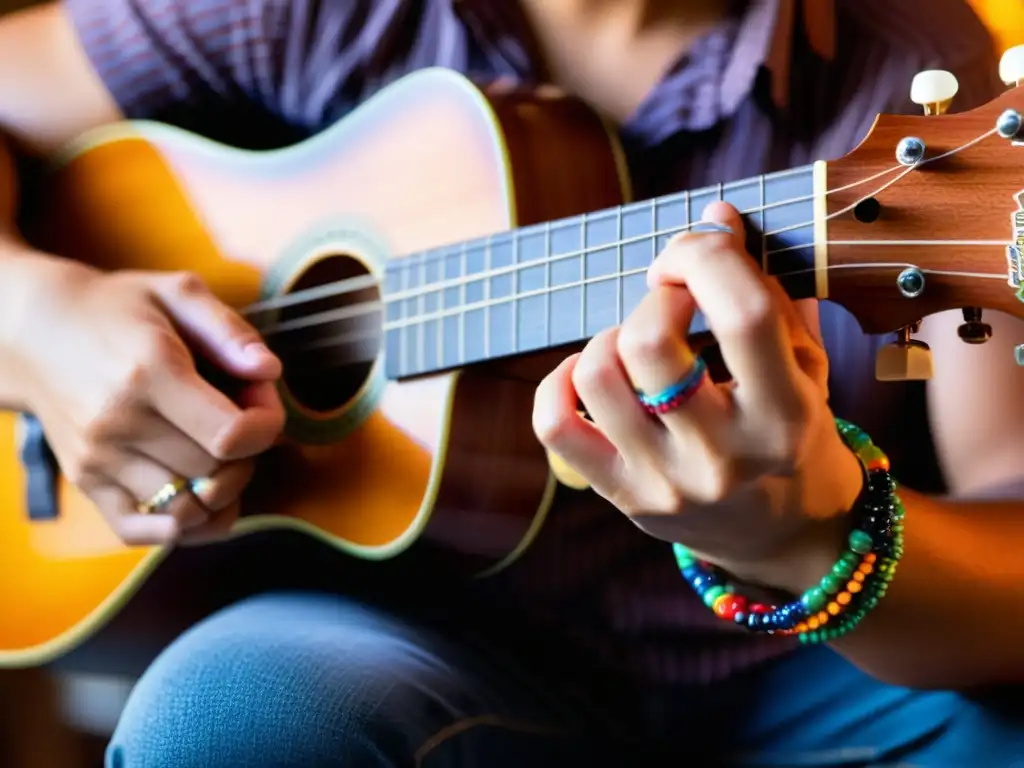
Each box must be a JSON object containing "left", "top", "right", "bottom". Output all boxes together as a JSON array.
[{"left": 272, "top": 254, "right": 382, "bottom": 414}]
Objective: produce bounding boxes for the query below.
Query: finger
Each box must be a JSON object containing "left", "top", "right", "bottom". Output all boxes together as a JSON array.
[
  {"left": 151, "top": 369, "right": 285, "bottom": 462},
  {"left": 87, "top": 485, "right": 182, "bottom": 547},
  {"left": 180, "top": 501, "right": 241, "bottom": 546},
  {"left": 177, "top": 462, "right": 253, "bottom": 545},
  {"left": 110, "top": 457, "right": 210, "bottom": 530},
  {"left": 571, "top": 328, "right": 664, "bottom": 460},
  {"left": 616, "top": 285, "right": 732, "bottom": 439},
  {"left": 151, "top": 271, "right": 281, "bottom": 381},
  {"left": 191, "top": 459, "right": 255, "bottom": 512},
  {"left": 646, "top": 202, "right": 801, "bottom": 416},
  {"left": 533, "top": 353, "right": 625, "bottom": 497},
  {"left": 126, "top": 410, "right": 222, "bottom": 478}
]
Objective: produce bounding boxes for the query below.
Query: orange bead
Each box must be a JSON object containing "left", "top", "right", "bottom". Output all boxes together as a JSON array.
[
  {"left": 795, "top": 623, "right": 809, "bottom": 633},
  {"left": 848, "top": 580, "right": 863, "bottom": 594},
  {"left": 853, "top": 571, "right": 866, "bottom": 583},
  {"left": 866, "top": 456, "right": 890, "bottom": 471},
  {"left": 827, "top": 602, "right": 841, "bottom": 616},
  {"left": 818, "top": 610, "right": 830, "bottom": 624},
  {"left": 858, "top": 562, "right": 874, "bottom": 575},
  {"left": 807, "top": 617, "right": 820, "bottom": 630},
  {"left": 837, "top": 592, "right": 851, "bottom": 605},
  {"left": 864, "top": 553, "right": 877, "bottom": 564}
]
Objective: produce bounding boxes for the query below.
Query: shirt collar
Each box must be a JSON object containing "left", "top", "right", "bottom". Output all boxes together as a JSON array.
[{"left": 453, "top": 0, "right": 835, "bottom": 130}]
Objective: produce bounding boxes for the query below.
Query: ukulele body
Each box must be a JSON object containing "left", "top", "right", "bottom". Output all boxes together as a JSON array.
[{"left": 0, "top": 69, "right": 627, "bottom": 666}]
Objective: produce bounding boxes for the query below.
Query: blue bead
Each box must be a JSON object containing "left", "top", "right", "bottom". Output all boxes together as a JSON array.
[
  {"left": 691, "top": 574, "right": 720, "bottom": 592},
  {"left": 681, "top": 565, "right": 700, "bottom": 581},
  {"left": 733, "top": 612, "right": 747, "bottom": 625}
]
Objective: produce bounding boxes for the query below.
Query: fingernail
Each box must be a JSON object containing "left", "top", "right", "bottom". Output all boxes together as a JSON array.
[
  {"left": 244, "top": 342, "right": 273, "bottom": 364},
  {"left": 691, "top": 222, "right": 734, "bottom": 236}
]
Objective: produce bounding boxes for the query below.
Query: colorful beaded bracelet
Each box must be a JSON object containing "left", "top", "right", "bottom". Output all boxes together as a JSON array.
[{"left": 672, "top": 418, "right": 905, "bottom": 644}]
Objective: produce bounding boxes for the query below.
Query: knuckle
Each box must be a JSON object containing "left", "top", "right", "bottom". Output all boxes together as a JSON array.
[
  {"left": 718, "top": 292, "right": 774, "bottom": 339},
  {"left": 64, "top": 451, "right": 101, "bottom": 488},
  {"left": 137, "top": 330, "right": 190, "bottom": 378},
  {"left": 532, "top": 408, "right": 574, "bottom": 448},
  {"left": 649, "top": 481, "right": 685, "bottom": 515},
  {"left": 692, "top": 457, "right": 738, "bottom": 504},
  {"left": 617, "top": 320, "right": 677, "bottom": 366},
  {"left": 207, "top": 418, "right": 250, "bottom": 461},
  {"left": 571, "top": 331, "right": 620, "bottom": 393},
  {"left": 764, "top": 417, "right": 810, "bottom": 470},
  {"left": 167, "top": 270, "right": 207, "bottom": 297}
]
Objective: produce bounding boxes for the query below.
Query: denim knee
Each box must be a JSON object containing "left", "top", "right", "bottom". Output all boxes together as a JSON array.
[{"left": 106, "top": 592, "right": 492, "bottom": 768}]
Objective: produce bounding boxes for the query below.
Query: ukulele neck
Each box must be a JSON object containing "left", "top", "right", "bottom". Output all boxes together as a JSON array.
[{"left": 382, "top": 162, "right": 826, "bottom": 379}]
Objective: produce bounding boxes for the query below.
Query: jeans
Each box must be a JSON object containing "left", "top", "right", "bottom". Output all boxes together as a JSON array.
[{"left": 106, "top": 591, "right": 1024, "bottom": 767}]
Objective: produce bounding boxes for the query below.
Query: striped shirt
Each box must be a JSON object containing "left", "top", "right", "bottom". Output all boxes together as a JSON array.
[{"left": 64, "top": 0, "right": 1004, "bottom": 686}]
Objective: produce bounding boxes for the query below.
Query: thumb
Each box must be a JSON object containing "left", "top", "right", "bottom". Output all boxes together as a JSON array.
[{"left": 151, "top": 273, "right": 282, "bottom": 381}]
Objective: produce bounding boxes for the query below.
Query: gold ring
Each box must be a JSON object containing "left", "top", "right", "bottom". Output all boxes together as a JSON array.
[{"left": 136, "top": 476, "right": 190, "bottom": 515}]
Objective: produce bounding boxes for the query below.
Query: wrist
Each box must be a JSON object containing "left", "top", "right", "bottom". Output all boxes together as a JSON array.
[
  {"left": 672, "top": 419, "right": 905, "bottom": 643},
  {"left": 0, "top": 246, "right": 75, "bottom": 411},
  {"left": 710, "top": 427, "right": 865, "bottom": 595}
]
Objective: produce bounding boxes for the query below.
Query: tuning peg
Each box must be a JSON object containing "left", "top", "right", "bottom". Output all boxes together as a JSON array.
[
  {"left": 876, "top": 323, "right": 933, "bottom": 382},
  {"left": 910, "top": 70, "right": 959, "bottom": 115},
  {"left": 957, "top": 307, "right": 992, "bottom": 344},
  {"left": 1000, "top": 45, "right": 1024, "bottom": 87}
]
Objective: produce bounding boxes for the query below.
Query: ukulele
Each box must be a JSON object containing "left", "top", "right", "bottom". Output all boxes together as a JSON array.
[{"left": 3, "top": 49, "right": 1024, "bottom": 668}]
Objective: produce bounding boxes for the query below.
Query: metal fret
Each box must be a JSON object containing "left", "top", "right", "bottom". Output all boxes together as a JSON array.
[
  {"left": 511, "top": 229, "right": 519, "bottom": 354},
  {"left": 544, "top": 221, "right": 552, "bottom": 347},
  {"left": 615, "top": 207, "right": 623, "bottom": 325},
  {"left": 483, "top": 235, "right": 492, "bottom": 360},
  {"left": 458, "top": 243, "right": 467, "bottom": 365},
  {"left": 579, "top": 212, "right": 587, "bottom": 340},
  {"left": 759, "top": 173, "right": 767, "bottom": 272}
]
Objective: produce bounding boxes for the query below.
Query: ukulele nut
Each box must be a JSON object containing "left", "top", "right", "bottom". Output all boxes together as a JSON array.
[
  {"left": 896, "top": 267, "right": 925, "bottom": 298},
  {"left": 997, "top": 109, "right": 1023, "bottom": 139},
  {"left": 895, "top": 136, "right": 926, "bottom": 166}
]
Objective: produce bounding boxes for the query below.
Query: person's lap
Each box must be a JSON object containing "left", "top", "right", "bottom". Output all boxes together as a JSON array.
[{"left": 106, "top": 591, "right": 1024, "bottom": 767}]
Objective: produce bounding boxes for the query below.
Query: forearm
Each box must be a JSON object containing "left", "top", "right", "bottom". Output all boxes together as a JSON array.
[
  {"left": 766, "top": 485, "right": 1024, "bottom": 690},
  {"left": 0, "top": 132, "right": 58, "bottom": 412}
]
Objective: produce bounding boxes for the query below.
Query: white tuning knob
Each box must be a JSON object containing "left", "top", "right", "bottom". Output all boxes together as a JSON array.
[
  {"left": 910, "top": 70, "right": 959, "bottom": 114},
  {"left": 1000, "top": 45, "right": 1024, "bottom": 86}
]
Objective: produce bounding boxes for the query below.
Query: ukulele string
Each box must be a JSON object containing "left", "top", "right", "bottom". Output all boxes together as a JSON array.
[
  {"left": 281, "top": 259, "right": 1010, "bottom": 372},
  {"left": 242, "top": 159, "right": 906, "bottom": 322},
  {"left": 254, "top": 124, "right": 1003, "bottom": 357},
  {"left": 248, "top": 122, "right": 998, "bottom": 328}
]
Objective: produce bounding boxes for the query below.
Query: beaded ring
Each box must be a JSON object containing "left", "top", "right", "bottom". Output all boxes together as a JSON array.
[
  {"left": 636, "top": 357, "right": 708, "bottom": 415},
  {"left": 672, "top": 418, "right": 905, "bottom": 644}
]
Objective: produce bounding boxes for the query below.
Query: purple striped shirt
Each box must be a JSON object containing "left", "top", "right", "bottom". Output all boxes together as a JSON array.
[{"left": 64, "top": 0, "right": 1004, "bottom": 686}]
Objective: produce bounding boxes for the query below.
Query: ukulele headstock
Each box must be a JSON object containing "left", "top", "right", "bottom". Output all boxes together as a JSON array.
[{"left": 821, "top": 45, "right": 1024, "bottom": 379}]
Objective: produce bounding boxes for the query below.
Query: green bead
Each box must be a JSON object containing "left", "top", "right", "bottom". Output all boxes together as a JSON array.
[
  {"left": 820, "top": 573, "right": 843, "bottom": 594},
  {"left": 703, "top": 586, "right": 726, "bottom": 608},
  {"left": 848, "top": 529, "right": 874, "bottom": 555},
  {"left": 801, "top": 587, "right": 828, "bottom": 613},
  {"left": 860, "top": 444, "right": 886, "bottom": 464},
  {"left": 832, "top": 559, "right": 856, "bottom": 579}
]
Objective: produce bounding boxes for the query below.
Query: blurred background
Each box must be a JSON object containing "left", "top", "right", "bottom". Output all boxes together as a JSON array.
[{"left": 0, "top": 1, "right": 1021, "bottom": 766}]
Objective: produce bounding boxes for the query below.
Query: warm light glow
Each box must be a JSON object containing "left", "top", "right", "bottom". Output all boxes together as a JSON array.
[{"left": 969, "top": 0, "right": 1024, "bottom": 50}]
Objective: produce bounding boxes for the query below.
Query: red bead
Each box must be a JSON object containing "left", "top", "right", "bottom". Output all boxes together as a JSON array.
[
  {"left": 749, "top": 603, "right": 769, "bottom": 614},
  {"left": 713, "top": 594, "right": 748, "bottom": 620}
]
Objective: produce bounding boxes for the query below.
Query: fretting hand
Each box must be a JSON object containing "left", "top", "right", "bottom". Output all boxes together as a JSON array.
[
  {"left": 533, "top": 202, "right": 864, "bottom": 585},
  {"left": 9, "top": 257, "right": 285, "bottom": 546}
]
